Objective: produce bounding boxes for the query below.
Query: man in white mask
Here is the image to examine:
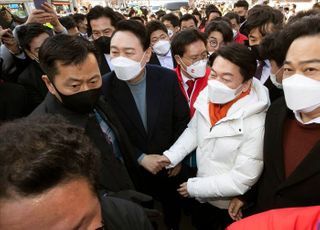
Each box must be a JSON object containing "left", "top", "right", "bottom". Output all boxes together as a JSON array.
[
  {"left": 146, "top": 43, "right": 269, "bottom": 229},
  {"left": 228, "top": 16, "right": 320, "bottom": 221},
  {"left": 102, "top": 19, "right": 190, "bottom": 230},
  {"left": 146, "top": 20, "right": 176, "bottom": 69}
]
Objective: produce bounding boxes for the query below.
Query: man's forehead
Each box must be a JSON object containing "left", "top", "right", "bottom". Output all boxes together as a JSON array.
[{"left": 286, "top": 35, "right": 320, "bottom": 63}]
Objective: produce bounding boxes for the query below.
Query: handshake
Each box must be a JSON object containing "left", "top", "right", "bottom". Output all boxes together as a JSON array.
[{"left": 140, "top": 154, "right": 182, "bottom": 177}]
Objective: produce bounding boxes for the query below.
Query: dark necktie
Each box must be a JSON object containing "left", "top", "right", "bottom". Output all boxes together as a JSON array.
[
  {"left": 255, "top": 60, "right": 265, "bottom": 80},
  {"left": 186, "top": 79, "right": 195, "bottom": 98}
]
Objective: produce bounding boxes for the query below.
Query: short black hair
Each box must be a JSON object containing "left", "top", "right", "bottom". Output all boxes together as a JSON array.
[
  {"left": 259, "top": 32, "right": 285, "bottom": 67},
  {"left": 72, "top": 13, "right": 86, "bottom": 24},
  {"left": 281, "top": 15, "right": 320, "bottom": 59},
  {"left": 245, "top": 5, "right": 284, "bottom": 36},
  {"left": 112, "top": 19, "right": 150, "bottom": 51},
  {"left": 171, "top": 29, "right": 206, "bottom": 57},
  {"left": 234, "top": 0, "right": 249, "bottom": 10},
  {"left": 287, "top": 9, "right": 320, "bottom": 25},
  {"left": 205, "top": 4, "right": 220, "bottom": 19},
  {"left": 59, "top": 16, "right": 77, "bottom": 30},
  {"left": 224, "top": 12, "right": 240, "bottom": 25},
  {"left": 161, "top": 13, "right": 180, "bottom": 27},
  {"left": 39, "top": 34, "right": 98, "bottom": 81},
  {"left": 87, "top": 6, "right": 120, "bottom": 35},
  {"left": 179, "top": 14, "right": 197, "bottom": 27},
  {"left": 207, "top": 9, "right": 222, "bottom": 19},
  {"left": 0, "top": 115, "right": 99, "bottom": 199},
  {"left": 130, "top": 16, "right": 145, "bottom": 24},
  {"left": 205, "top": 21, "right": 234, "bottom": 43},
  {"left": 211, "top": 43, "right": 256, "bottom": 82},
  {"left": 146, "top": 20, "right": 168, "bottom": 39},
  {"left": 17, "top": 23, "right": 52, "bottom": 51}
]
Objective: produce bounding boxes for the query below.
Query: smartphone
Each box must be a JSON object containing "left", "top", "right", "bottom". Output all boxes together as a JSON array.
[{"left": 33, "top": 0, "right": 47, "bottom": 9}]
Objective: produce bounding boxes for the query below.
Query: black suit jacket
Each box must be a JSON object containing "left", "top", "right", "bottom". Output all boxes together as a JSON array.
[
  {"left": 254, "top": 97, "right": 320, "bottom": 213},
  {"left": 98, "top": 51, "right": 112, "bottom": 76},
  {"left": 17, "top": 61, "right": 48, "bottom": 113},
  {"left": 102, "top": 64, "right": 189, "bottom": 156},
  {"left": 148, "top": 52, "right": 177, "bottom": 69},
  {"left": 30, "top": 93, "right": 140, "bottom": 192},
  {"left": 264, "top": 77, "right": 283, "bottom": 103}
]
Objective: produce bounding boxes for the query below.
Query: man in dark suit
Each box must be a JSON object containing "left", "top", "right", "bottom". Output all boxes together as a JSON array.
[
  {"left": 228, "top": 16, "right": 320, "bottom": 220},
  {"left": 244, "top": 5, "right": 284, "bottom": 102},
  {"left": 146, "top": 20, "right": 176, "bottom": 70},
  {"left": 30, "top": 34, "right": 146, "bottom": 198},
  {"left": 87, "top": 6, "right": 122, "bottom": 75},
  {"left": 103, "top": 20, "right": 190, "bottom": 229}
]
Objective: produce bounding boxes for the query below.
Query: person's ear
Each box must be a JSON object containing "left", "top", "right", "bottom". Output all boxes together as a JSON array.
[
  {"left": 42, "top": 75, "right": 57, "bottom": 95},
  {"left": 174, "top": 55, "right": 181, "bottom": 65},
  {"left": 145, "top": 47, "right": 152, "bottom": 62},
  {"left": 241, "top": 79, "right": 252, "bottom": 93}
]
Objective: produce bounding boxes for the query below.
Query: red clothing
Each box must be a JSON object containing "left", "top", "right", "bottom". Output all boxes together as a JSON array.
[
  {"left": 226, "top": 206, "right": 320, "bottom": 230},
  {"left": 283, "top": 118, "right": 320, "bottom": 178},
  {"left": 175, "top": 66, "right": 210, "bottom": 117},
  {"left": 234, "top": 32, "right": 248, "bottom": 44},
  {"left": 208, "top": 89, "right": 250, "bottom": 126}
]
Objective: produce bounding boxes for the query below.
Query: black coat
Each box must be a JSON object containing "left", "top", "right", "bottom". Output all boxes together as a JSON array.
[
  {"left": 254, "top": 97, "right": 320, "bottom": 213},
  {"left": 102, "top": 65, "right": 190, "bottom": 194},
  {"left": 264, "top": 77, "right": 283, "bottom": 103},
  {"left": 148, "top": 52, "right": 177, "bottom": 69},
  {"left": 17, "top": 61, "right": 48, "bottom": 113},
  {"left": 101, "top": 195, "right": 153, "bottom": 230},
  {"left": 102, "top": 64, "right": 189, "bottom": 155},
  {"left": 30, "top": 93, "right": 142, "bottom": 193},
  {"left": 97, "top": 51, "right": 112, "bottom": 76}
]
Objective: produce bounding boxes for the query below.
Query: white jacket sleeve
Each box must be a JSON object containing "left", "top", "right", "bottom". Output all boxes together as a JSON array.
[
  {"left": 163, "top": 111, "right": 199, "bottom": 168},
  {"left": 187, "top": 124, "right": 264, "bottom": 198}
]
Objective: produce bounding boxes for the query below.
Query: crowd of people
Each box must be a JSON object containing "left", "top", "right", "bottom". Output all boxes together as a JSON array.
[{"left": 1, "top": 1, "right": 320, "bottom": 229}]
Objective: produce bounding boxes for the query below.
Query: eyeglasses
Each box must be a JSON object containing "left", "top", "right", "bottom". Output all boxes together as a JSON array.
[
  {"left": 208, "top": 38, "right": 224, "bottom": 49},
  {"left": 181, "top": 53, "right": 208, "bottom": 65}
]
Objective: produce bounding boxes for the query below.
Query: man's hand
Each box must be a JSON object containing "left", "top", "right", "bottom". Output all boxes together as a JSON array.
[
  {"left": 139, "top": 154, "right": 170, "bottom": 175},
  {"left": 228, "top": 197, "right": 245, "bottom": 221},
  {"left": 168, "top": 163, "right": 182, "bottom": 177},
  {"left": 177, "top": 182, "right": 189, "bottom": 197},
  {"left": 26, "top": 9, "right": 52, "bottom": 24},
  {"left": 0, "top": 27, "right": 20, "bottom": 55}
]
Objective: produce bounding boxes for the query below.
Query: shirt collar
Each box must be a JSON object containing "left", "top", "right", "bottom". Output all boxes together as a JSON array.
[{"left": 293, "top": 110, "right": 320, "bottom": 125}]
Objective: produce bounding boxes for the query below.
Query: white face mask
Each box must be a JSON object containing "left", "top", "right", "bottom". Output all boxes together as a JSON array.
[
  {"left": 111, "top": 54, "right": 145, "bottom": 81},
  {"left": 180, "top": 58, "right": 207, "bottom": 78},
  {"left": 208, "top": 79, "right": 243, "bottom": 104},
  {"left": 282, "top": 74, "right": 320, "bottom": 113},
  {"left": 269, "top": 67, "right": 283, "bottom": 89},
  {"left": 153, "top": 40, "right": 171, "bottom": 56}
]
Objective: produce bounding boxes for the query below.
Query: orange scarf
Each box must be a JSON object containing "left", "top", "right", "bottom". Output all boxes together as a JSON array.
[{"left": 209, "top": 89, "right": 251, "bottom": 126}]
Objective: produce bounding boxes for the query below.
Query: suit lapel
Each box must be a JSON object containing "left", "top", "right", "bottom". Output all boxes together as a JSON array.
[
  {"left": 146, "top": 66, "right": 162, "bottom": 139},
  {"left": 111, "top": 76, "right": 147, "bottom": 139}
]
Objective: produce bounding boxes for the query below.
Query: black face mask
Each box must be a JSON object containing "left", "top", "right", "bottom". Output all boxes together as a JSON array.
[
  {"left": 239, "top": 16, "right": 246, "bottom": 24},
  {"left": 249, "top": 45, "right": 262, "bottom": 61},
  {"left": 94, "top": 36, "right": 111, "bottom": 54},
  {"left": 54, "top": 86, "right": 102, "bottom": 114}
]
